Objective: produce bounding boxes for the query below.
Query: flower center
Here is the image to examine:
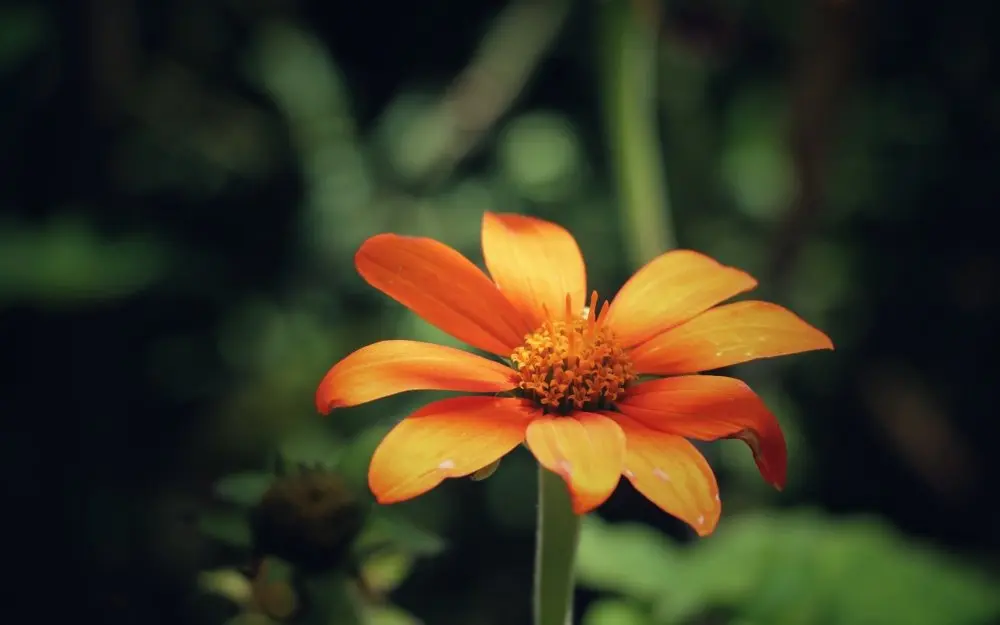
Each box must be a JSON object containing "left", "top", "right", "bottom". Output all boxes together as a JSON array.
[{"left": 510, "top": 292, "right": 635, "bottom": 414}]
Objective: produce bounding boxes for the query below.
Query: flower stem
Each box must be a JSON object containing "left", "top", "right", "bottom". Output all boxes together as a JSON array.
[
  {"left": 598, "top": 0, "right": 676, "bottom": 265},
  {"left": 533, "top": 464, "right": 581, "bottom": 625}
]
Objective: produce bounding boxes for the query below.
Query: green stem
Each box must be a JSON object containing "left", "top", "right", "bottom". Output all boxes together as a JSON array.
[
  {"left": 599, "top": 0, "right": 676, "bottom": 266},
  {"left": 533, "top": 465, "right": 581, "bottom": 625}
]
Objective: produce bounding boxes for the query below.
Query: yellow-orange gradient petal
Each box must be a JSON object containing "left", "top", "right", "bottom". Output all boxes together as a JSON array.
[
  {"left": 618, "top": 376, "right": 787, "bottom": 489},
  {"left": 355, "top": 233, "right": 531, "bottom": 356},
  {"left": 629, "top": 301, "right": 834, "bottom": 375},
  {"left": 315, "top": 340, "right": 517, "bottom": 413},
  {"left": 525, "top": 412, "right": 625, "bottom": 514},
  {"left": 612, "top": 413, "right": 721, "bottom": 536},
  {"left": 482, "top": 212, "right": 587, "bottom": 328},
  {"left": 605, "top": 250, "right": 758, "bottom": 348},
  {"left": 368, "top": 396, "right": 535, "bottom": 504}
]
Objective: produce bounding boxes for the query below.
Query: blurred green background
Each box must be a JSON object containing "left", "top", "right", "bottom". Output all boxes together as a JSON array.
[{"left": 4, "top": 0, "right": 999, "bottom": 623}]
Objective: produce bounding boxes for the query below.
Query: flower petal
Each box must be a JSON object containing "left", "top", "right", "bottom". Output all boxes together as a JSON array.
[
  {"left": 368, "top": 396, "right": 535, "bottom": 504},
  {"left": 482, "top": 212, "right": 587, "bottom": 328},
  {"left": 355, "top": 233, "right": 531, "bottom": 356},
  {"left": 605, "top": 250, "right": 758, "bottom": 348},
  {"left": 612, "top": 413, "right": 721, "bottom": 536},
  {"left": 629, "top": 301, "right": 834, "bottom": 375},
  {"left": 525, "top": 412, "right": 625, "bottom": 513},
  {"left": 618, "top": 376, "right": 787, "bottom": 489},
  {"left": 316, "top": 340, "right": 517, "bottom": 413}
]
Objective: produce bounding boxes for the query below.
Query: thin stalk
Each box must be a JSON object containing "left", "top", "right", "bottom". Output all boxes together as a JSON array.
[
  {"left": 599, "top": 0, "right": 676, "bottom": 266},
  {"left": 533, "top": 465, "right": 581, "bottom": 625}
]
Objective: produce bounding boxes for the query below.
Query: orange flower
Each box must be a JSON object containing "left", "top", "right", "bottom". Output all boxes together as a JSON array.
[{"left": 316, "top": 213, "right": 832, "bottom": 535}]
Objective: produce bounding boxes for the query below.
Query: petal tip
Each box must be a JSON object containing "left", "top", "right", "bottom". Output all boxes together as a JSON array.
[
  {"left": 570, "top": 494, "right": 602, "bottom": 515},
  {"left": 369, "top": 475, "right": 411, "bottom": 506},
  {"left": 354, "top": 231, "right": 394, "bottom": 260},
  {"left": 316, "top": 400, "right": 338, "bottom": 415},
  {"left": 757, "top": 449, "right": 787, "bottom": 491},
  {"left": 692, "top": 517, "right": 719, "bottom": 537},
  {"left": 372, "top": 492, "right": 401, "bottom": 505},
  {"left": 571, "top": 502, "right": 592, "bottom": 515},
  {"left": 314, "top": 389, "right": 343, "bottom": 415},
  {"left": 806, "top": 325, "right": 835, "bottom": 352},
  {"left": 760, "top": 461, "right": 787, "bottom": 490}
]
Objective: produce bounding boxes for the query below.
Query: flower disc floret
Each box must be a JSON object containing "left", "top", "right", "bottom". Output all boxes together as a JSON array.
[{"left": 510, "top": 300, "right": 635, "bottom": 413}]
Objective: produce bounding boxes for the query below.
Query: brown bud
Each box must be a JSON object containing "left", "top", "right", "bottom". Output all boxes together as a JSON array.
[{"left": 250, "top": 469, "right": 366, "bottom": 574}]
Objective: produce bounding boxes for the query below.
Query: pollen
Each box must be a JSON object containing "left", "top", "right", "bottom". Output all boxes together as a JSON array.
[{"left": 510, "top": 291, "right": 636, "bottom": 413}]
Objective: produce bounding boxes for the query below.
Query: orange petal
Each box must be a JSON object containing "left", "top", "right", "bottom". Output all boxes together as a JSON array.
[
  {"left": 355, "top": 233, "right": 531, "bottom": 356},
  {"left": 481, "top": 212, "right": 587, "bottom": 328},
  {"left": 605, "top": 250, "right": 758, "bottom": 348},
  {"left": 525, "top": 412, "right": 625, "bottom": 514},
  {"left": 368, "top": 396, "right": 535, "bottom": 504},
  {"left": 612, "top": 413, "right": 721, "bottom": 536},
  {"left": 629, "top": 301, "right": 834, "bottom": 375},
  {"left": 315, "top": 340, "right": 517, "bottom": 413},
  {"left": 618, "top": 376, "right": 787, "bottom": 489}
]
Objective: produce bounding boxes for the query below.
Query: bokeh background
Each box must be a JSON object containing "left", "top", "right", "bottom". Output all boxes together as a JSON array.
[{"left": 5, "top": 0, "right": 1000, "bottom": 623}]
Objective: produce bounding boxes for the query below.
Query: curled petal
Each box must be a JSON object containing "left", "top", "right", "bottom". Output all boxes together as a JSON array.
[
  {"left": 482, "top": 212, "right": 587, "bottom": 328},
  {"left": 629, "top": 301, "right": 834, "bottom": 375},
  {"left": 368, "top": 396, "right": 535, "bottom": 504},
  {"left": 618, "top": 376, "right": 787, "bottom": 489},
  {"left": 612, "top": 413, "right": 721, "bottom": 536},
  {"left": 525, "top": 412, "right": 625, "bottom": 514},
  {"left": 315, "top": 340, "right": 517, "bottom": 413},
  {"left": 605, "top": 250, "right": 757, "bottom": 348},
  {"left": 355, "top": 233, "right": 530, "bottom": 356}
]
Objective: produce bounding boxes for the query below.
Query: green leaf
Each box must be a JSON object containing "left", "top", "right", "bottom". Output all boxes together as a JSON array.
[
  {"left": 650, "top": 510, "right": 1000, "bottom": 625},
  {"left": 214, "top": 471, "right": 276, "bottom": 507},
  {"left": 361, "top": 549, "right": 416, "bottom": 594},
  {"left": 197, "top": 568, "right": 254, "bottom": 605},
  {"left": 582, "top": 599, "right": 651, "bottom": 625},
  {"left": 576, "top": 515, "right": 679, "bottom": 600},
  {"left": 577, "top": 510, "right": 1000, "bottom": 625},
  {"left": 360, "top": 509, "right": 447, "bottom": 557},
  {"left": 498, "top": 111, "right": 585, "bottom": 203},
  {"left": 0, "top": 216, "right": 171, "bottom": 306},
  {"left": 367, "top": 605, "right": 422, "bottom": 625},
  {"left": 200, "top": 509, "right": 254, "bottom": 548},
  {"left": 298, "top": 571, "right": 365, "bottom": 625}
]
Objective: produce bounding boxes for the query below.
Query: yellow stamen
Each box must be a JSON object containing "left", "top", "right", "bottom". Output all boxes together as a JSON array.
[{"left": 510, "top": 292, "right": 635, "bottom": 413}]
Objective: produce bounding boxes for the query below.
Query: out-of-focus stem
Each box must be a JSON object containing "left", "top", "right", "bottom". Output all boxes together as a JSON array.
[
  {"left": 414, "top": 0, "right": 572, "bottom": 184},
  {"left": 599, "top": 0, "right": 676, "bottom": 264}
]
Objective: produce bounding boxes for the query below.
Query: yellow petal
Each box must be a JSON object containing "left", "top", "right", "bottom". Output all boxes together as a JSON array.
[
  {"left": 316, "top": 340, "right": 516, "bottom": 412},
  {"left": 606, "top": 250, "right": 757, "bottom": 348},
  {"left": 525, "top": 412, "right": 625, "bottom": 513},
  {"left": 629, "top": 301, "right": 833, "bottom": 375},
  {"left": 613, "top": 413, "right": 721, "bottom": 536},
  {"left": 368, "top": 396, "right": 535, "bottom": 503}
]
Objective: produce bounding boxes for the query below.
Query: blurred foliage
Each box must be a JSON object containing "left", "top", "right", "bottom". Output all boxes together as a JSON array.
[
  {"left": 0, "top": 215, "right": 172, "bottom": 306},
  {"left": 197, "top": 432, "right": 444, "bottom": 625},
  {"left": 577, "top": 513, "right": 1000, "bottom": 625}
]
